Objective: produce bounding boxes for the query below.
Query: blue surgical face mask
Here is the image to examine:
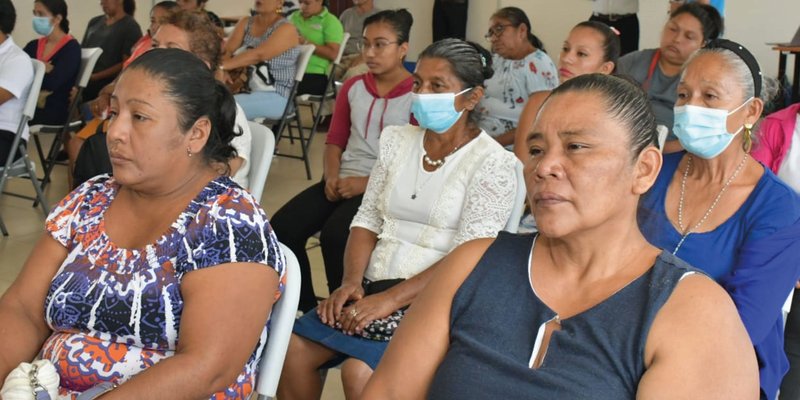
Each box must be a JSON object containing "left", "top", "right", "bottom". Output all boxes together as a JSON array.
[
  {"left": 32, "top": 16, "right": 54, "bottom": 36},
  {"left": 672, "top": 97, "right": 753, "bottom": 159},
  {"left": 411, "top": 87, "right": 472, "bottom": 134}
]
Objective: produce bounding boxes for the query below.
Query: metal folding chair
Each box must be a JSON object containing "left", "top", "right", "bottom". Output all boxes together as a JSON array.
[{"left": 30, "top": 47, "right": 102, "bottom": 190}]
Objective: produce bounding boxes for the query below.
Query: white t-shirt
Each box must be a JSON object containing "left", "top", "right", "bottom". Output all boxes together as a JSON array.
[
  {"left": 0, "top": 37, "right": 34, "bottom": 140},
  {"left": 777, "top": 114, "right": 800, "bottom": 193}
]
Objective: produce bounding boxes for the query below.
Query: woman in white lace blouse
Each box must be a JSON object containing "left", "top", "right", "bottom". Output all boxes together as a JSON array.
[{"left": 278, "top": 39, "right": 520, "bottom": 399}]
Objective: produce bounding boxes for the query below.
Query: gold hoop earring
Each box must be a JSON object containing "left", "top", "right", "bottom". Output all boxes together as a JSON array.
[{"left": 743, "top": 123, "right": 753, "bottom": 153}]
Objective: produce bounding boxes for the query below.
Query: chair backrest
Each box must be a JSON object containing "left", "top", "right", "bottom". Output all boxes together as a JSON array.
[
  {"left": 504, "top": 160, "right": 527, "bottom": 233},
  {"left": 333, "top": 33, "right": 350, "bottom": 66},
  {"left": 77, "top": 48, "right": 103, "bottom": 89},
  {"left": 256, "top": 242, "right": 301, "bottom": 399},
  {"left": 247, "top": 121, "right": 276, "bottom": 201},
  {"left": 656, "top": 124, "right": 669, "bottom": 151},
  {"left": 22, "top": 60, "right": 47, "bottom": 122},
  {"left": 294, "top": 44, "right": 316, "bottom": 82}
]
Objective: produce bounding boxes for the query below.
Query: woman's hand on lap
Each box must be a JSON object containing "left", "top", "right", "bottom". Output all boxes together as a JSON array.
[
  {"left": 318, "top": 282, "right": 364, "bottom": 326},
  {"left": 339, "top": 292, "right": 397, "bottom": 335}
]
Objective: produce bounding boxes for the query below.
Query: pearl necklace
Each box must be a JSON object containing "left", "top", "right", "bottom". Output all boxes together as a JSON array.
[
  {"left": 422, "top": 135, "right": 471, "bottom": 168},
  {"left": 673, "top": 153, "right": 748, "bottom": 254},
  {"left": 412, "top": 134, "right": 473, "bottom": 199}
]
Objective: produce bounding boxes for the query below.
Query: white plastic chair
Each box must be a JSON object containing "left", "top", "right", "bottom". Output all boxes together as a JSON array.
[
  {"left": 247, "top": 121, "right": 275, "bottom": 201},
  {"left": 31, "top": 47, "right": 103, "bottom": 189},
  {"left": 0, "top": 59, "right": 48, "bottom": 236},
  {"left": 255, "top": 242, "right": 301, "bottom": 400},
  {"left": 504, "top": 160, "right": 527, "bottom": 233}
]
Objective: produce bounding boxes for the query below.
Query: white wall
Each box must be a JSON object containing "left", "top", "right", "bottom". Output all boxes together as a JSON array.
[{"left": 9, "top": 0, "right": 798, "bottom": 79}]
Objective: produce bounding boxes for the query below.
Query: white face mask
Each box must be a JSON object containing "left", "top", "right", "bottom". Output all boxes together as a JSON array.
[{"left": 672, "top": 97, "right": 753, "bottom": 159}]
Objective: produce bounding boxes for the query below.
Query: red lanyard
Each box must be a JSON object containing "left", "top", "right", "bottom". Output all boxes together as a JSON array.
[
  {"left": 642, "top": 49, "right": 661, "bottom": 93},
  {"left": 36, "top": 34, "right": 73, "bottom": 63}
]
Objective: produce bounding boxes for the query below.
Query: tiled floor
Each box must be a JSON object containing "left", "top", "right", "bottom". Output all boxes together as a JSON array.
[{"left": 0, "top": 129, "right": 346, "bottom": 399}]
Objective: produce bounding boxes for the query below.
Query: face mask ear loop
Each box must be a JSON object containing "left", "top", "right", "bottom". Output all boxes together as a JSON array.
[{"left": 454, "top": 87, "right": 474, "bottom": 114}]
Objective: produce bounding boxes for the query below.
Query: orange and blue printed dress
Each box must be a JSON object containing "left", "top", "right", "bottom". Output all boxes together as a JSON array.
[{"left": 41, "top": 175, "right": 286, "bottom": 399}]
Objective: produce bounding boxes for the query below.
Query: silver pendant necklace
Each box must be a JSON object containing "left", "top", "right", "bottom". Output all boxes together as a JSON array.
[{"left": 673, "top": 153, "right": 748, "bottom": 254}]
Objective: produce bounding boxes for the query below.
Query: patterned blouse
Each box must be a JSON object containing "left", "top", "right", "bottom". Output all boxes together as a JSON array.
[
  {"left": 242, "top": 17, "right": 300, "bottom": 98},
  {"left": 41, "top": 175, "right": 286, "bottom": 399},
  {"left": 477, "top": 50, "right": 558, "bottom": 138}
]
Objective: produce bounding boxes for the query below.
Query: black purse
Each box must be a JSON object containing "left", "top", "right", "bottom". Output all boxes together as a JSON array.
[{"left": 359, "top": 278, "right": 407, "bottom": 341}]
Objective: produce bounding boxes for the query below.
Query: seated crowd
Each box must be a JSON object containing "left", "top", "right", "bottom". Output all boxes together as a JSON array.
[{"left": 0, "top": 0, "right": 799, "bottom": 399}]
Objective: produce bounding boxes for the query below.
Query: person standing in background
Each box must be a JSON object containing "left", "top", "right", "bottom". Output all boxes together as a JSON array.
[
  {"left": 81, "top": 0, "right": 141, "bottom": 103},
  {"left": 589, "top": 0, "right": 639, "bottom": 55},
  {"left": 337, "top": 0, "right": 379, "bottom": 79},
  {"left": 432, "top": 0, "right": 468, "bottom": 41},
  {"left": 670, "top": 0, "right": 725, "bottom": 16}
]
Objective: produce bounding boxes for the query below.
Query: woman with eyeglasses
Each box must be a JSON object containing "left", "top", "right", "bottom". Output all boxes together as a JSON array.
[
  {"left": 271, "top": 9, "right": 416, "bottom": 314},
  {"left": 476, "top": 7, "right": 557, "bottom": 147},
  {"left": 278, "top": 38, "right": 519, "bottom": 400}
]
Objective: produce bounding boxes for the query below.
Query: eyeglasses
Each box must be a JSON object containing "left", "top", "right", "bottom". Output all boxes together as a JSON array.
[
  {"left": 484, "top": 24, "right": 513, "bottom": 40},
  {"left": 357, "top": 40, "right": 400, "bottom": 53}
]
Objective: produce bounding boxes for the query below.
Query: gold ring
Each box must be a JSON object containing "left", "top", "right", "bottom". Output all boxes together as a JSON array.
[{"left": 350, "top": 308, "right": 358, "bottom": 317}]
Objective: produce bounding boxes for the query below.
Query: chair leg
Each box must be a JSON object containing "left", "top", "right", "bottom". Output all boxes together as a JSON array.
[
  {"left": 40, "top": 131, "right": 63, "bottom": 190},
  {"left": 33, "top": 134, "right": 47, "bottom": 172},
  {"left": 0, "top": 214, "right": 7, "bottom": 236},
  {"left": 24, "top": 153, "right": 49, "bottom": 215},
  {"left": 296, "top": 111, "right": 312, "bottom": 180}
]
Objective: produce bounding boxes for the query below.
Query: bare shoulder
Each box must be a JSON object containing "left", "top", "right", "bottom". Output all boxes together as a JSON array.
[
  {"left": 639, "top": 273, "right": 759, "bottom": 399},
  {"left": 433, "top": 238, "right": 496, "bottom": 292}
]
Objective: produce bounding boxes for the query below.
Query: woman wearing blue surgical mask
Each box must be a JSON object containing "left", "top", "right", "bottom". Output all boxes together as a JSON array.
[
  {"left": 22, "top": 0, "right": 80, "bottom": 125},
  {"left": 639, "top": 39, "right": 800, "bottom": 400},
  {"left": 279, "top": 38, "right": 520, "bottom": 399}
]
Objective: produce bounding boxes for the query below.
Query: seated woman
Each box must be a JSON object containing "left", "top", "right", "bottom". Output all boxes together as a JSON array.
[
  {"left": 73, "top": 10, "right": 254, "bottom": 190},
  {"left": 513, "top": 20, "right": 619, "bottom": 160},
  {"left": 0, "top": 48, "right": 285, "bottom": 399},
  {"left": 617, "top": 3, "right": 721, "bottom": 153},
  {"left": 220, "top": 0, "right": 299, "bottom": 120},
  {"left": 0, "top": 0, "right": 34, "bottom": 166},
  {"left": 477, "top": 6, "right": 557, "bottom": 146},
  {"left": 277, "top": 39, "right": 519, "bottom": 399},
  {"left": 752, "top": 100, "right": 800, "bottom": 400},
  {"left": 288, "top": 0, "right": 344, "bottom": 95},
  {"left": 271, "top": 9, "right": 415, "bottom": 313},
  {"left": 23, "top": 0, "right": 80, "bottom": 126},
  {"left": 638, "top": 39, "right": 800, "bottom": 399},
  {"left": 363, "top": 73, "right": 759, "bottom": 400}
]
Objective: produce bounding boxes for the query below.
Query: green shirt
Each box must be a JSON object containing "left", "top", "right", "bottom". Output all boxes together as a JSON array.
[{"left": 289, "top": 8, "right": 344, "bottom": 75}]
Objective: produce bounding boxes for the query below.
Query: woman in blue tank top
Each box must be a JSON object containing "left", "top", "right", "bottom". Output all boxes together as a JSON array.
[{"left": 362, "top": 74, "right": 759, "bottom": 399}]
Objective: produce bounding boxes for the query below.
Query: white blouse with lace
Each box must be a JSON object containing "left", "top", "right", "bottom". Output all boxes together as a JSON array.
[{"left": 351, "top": 125, "right": 519, "bottom": 282}]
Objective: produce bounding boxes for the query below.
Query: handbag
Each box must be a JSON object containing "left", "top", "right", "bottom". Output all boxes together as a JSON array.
[
  {"left": 248, "top": 61, "right": 276, "bottom": 93},
  {"left": 1, "top": 359, "right": 116, "bottom": 400},
  {"left": 356, "top": 279, "right": 408, "bottom": 342}
]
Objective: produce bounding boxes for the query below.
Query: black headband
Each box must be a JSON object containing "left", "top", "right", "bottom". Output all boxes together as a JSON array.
[{"left": 704, "top": 38, "right": 762, "bottom": 98}]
